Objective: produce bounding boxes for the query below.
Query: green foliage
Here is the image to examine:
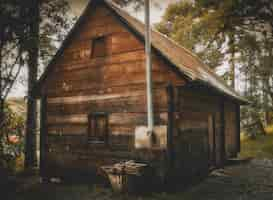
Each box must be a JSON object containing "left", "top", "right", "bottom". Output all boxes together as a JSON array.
[
  {"left": 156, "top": 0, "right": 273, "bottom": 137},
  {"left": 265, "top": 125, "right": 273, "bottom": 135},
  {"left": 0, "top": 0, "right": 74, "bottom": 102},
  {"left": 156, "top": 0, "right": 226, "bottom": 69},
  {"left": 239, "top": 133, "right": 273, "bottom": 159},
  {"left": 1, "top": 1, "right": 73, "bottom": 168},
  {"left": 0, "top": 103, "right": 25, "bottom": 172},
  {"left": 39, "top": 0, "right": 75, "bottom": 68},
  {"left": 0, "top": 1, "right": 26, "bottom": 103}
]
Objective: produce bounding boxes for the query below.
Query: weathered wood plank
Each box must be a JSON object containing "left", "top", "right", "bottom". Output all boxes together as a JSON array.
[
  {"left": 46, "top": 82, "right": 170, "bottom": 98},
  {"left": 47, "top": 123, "right": 135, "bottom": 136},
  {"left": 224, "top": 101, "right": 238, "bottom": 158},
  {"left": 51, "top": 61, "right": 148, "bottom": 82},
  {"left": 47, "top": 86, "right": 168, "bottom": 104},
  {"left": 110, "top": 32, "right": 143, "bottom": 54},
  {"left": 52, "top": 49, "right": 146, "bottom": 73},
  {"left": 40, "top": 95, "right": 47, "bottom": 177},
  {"left": 236, "top": 104, "right": 240, "bottom": 153},
  {"left": 47, "top": 91, "right": 145, "bottom": 104},
  {"left": 109, "top": 125, "right": 135, "bottom": 136},
  {"left": 47, "top": 89, "right": 168, "bottom": 115},
  {"left": 81, "top": 12, "right": 120, "bottom": 32},
  {"left": 55, "top": 50, "right": 176, "bottom": 74},
  {"left": 63, "top": 33, "right": 144, "bottom": 62},
  {"left": 219, "top": 100, "right": 226, "bottom": 167},
  {"left": 208, "top": 115, "right": 216, "bottom": 166},
  {"left": 47, "top": 112, "right": 168, "bottom": 126},
  {"left": 47, "top": 124, "right": 88, "bottom": 136},
  {"left": 47, "top": 71, "right": 182, "bottom": 95},
  {"left": 167, "top": 84, "right": 175, "bottom": 169}
]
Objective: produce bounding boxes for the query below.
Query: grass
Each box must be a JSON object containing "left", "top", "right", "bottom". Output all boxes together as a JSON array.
[
  {"left": 13, "top": 182, "right": 242, "bottom": 200},
  {"left": 265, "top": 125, "right": 273, "bottom": 135},
  {"left": 239, "top": 127, "right": 273, "bottom": 159}
]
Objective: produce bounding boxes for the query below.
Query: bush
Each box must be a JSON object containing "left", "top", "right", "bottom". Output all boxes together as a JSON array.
[{"left": 0, "top": 104, "right": 25, "bottom": 173}]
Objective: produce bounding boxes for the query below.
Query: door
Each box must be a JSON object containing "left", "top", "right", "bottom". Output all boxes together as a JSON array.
[{"left": 208, "top": 115, "right": 216, "bottom": 166}]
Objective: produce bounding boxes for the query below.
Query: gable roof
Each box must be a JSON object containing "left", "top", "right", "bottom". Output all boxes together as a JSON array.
[{"left": 36, "top": 0, "right": 248, "bottom": 104}]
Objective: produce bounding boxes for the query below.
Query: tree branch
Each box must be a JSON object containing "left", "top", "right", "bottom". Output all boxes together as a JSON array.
[
  {"left": 1, "top": 54, "right": 21, "bottom": 98},
  {"left": 1, "top": 40, "right": 20, "bottom": 58}
]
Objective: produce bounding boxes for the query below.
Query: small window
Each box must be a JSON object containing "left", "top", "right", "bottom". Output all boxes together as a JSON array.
[
  {"left": 88, "top": 113, "right": 108, "bottom": 144},
  {"left": 91, "top": 36, "right": 107, "bottom": 58}
]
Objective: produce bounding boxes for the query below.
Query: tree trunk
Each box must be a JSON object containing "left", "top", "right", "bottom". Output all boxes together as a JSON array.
[
  {"left": 25, "top": 0, "right": 40, "bottom": 169},
  {"left": 263, "top": 77, "right": 269, "bottom": 126},
  {"left": 263, "top": 33, "right": 272, "bottom": 127},
  {"left": 265, "top": 112, "right": 271, "bottom": 125},
  {"left": 0, "top": 98, "right": 3, "bottom": 129},
  {"left": 0, "top": 26, "right": 4, "bottom": 157},
  {"left": 0, "top": 29, "right": 4, "bottom": 132},
  {"left": 229, "top": 33, "right": 236, "bottom": 89},
  {"left": 257, "top": 118, "right": 267, "bottom": 136}
]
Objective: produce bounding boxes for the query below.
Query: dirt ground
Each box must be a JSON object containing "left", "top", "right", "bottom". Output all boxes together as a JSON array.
[{"left": 7, "top": 158, "right": 273, "bottom": 200}]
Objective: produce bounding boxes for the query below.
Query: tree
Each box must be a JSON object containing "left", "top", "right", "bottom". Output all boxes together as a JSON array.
[
  {"left": 0, "top": 0, "right": 73, "bottom": 168},
  {"left": 156, "top": 1, "right": 227, "bottom": 71},
  {"left": 156, "top": 0, "right": 273, "bottom": 136},
  {"left": 23, "top": 0, "right": 73, "bottom": 168},
  {"left": 0, "top": 0, "right": 26, "bottom": 132}
]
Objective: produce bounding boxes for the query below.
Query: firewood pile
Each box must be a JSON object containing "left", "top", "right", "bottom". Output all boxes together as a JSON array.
[
  {"left": 101, "top": 160, "right": 149, "bottom": 176},
  {"left": 101, "top": 161, "right": 152, "bottom": 193}
]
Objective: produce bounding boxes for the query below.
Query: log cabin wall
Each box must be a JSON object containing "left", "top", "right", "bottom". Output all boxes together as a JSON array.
[
  {"left": 172, "top": 86, "right": 226, "bottom": 179},
  {"left": 171, "top": 85, "right": 241, "bottom": 180},
  {"left": 40, "top": 3, "right": 185, "bottom": 178}
]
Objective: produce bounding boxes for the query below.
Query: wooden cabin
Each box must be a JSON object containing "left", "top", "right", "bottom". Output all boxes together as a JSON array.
[{"left": 35, "top": 0, "right": 248, "bottom": 183}]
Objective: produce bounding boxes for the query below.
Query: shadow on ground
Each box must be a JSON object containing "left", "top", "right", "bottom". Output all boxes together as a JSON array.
[{"left": 5, "top": 158, "right": 273, "bottom": 200}]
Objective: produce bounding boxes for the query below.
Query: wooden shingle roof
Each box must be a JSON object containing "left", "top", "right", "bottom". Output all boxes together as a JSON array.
[{"left": 36, "top": 0, "right": 248, "bottom": 104}]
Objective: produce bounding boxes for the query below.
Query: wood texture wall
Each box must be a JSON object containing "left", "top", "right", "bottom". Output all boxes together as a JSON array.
[
  {"left": 172, "top": 87, "right": 219, "bottom": 178},
  {"left": 40, "top": 3, "right": 185, "bottom": 178},
  {"left": 171, "top": 86, "right": 240, "bottom": 179}
]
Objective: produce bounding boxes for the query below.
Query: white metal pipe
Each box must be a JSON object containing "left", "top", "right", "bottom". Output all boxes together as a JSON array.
[{"left": 145, "top": 0, "right": 154, "bottom": 132}]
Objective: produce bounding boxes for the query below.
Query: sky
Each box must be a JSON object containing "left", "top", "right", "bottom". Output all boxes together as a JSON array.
[
  {"left": 68, "top": 0, "right": 177, "bottom": 23},
  {"left": 10, "top": 0, "right": 177, "bottom": 98}
]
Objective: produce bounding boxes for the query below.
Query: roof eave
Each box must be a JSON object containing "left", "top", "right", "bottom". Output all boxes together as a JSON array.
[{"left": 193, "top": 80, "right": 250, "bottom": 105}]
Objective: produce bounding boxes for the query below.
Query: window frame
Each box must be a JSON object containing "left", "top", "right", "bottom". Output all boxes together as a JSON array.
[{"left": 87, "top": 112, "right": 109, "bottom": 145}]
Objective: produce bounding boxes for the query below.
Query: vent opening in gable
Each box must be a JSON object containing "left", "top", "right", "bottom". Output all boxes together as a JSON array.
[{"left": 91, "top": 36, "right": 107, "bottom": 58}]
